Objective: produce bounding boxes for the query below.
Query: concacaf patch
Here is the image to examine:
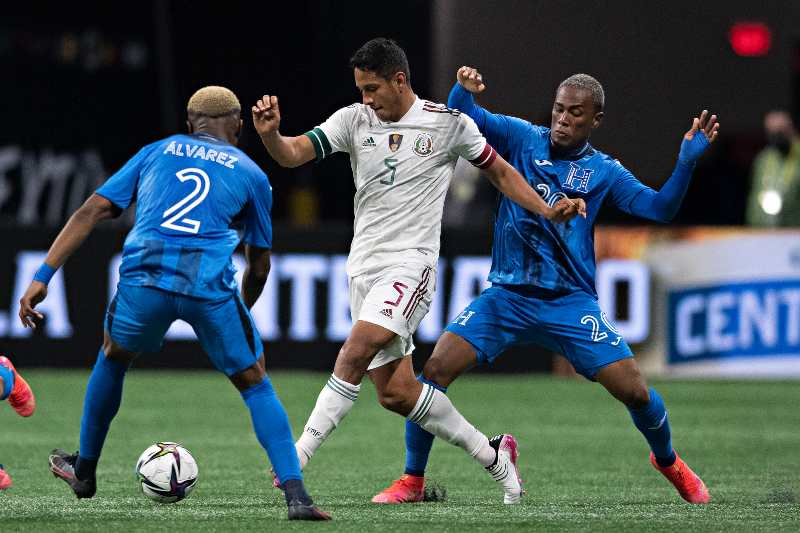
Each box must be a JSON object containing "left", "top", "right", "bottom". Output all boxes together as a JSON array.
[
  {"left": 413, "top": 133, "right": 434, "bottom": 157},
  {"left": 389, "top": 133, "right": 403, "bottom": 152}
]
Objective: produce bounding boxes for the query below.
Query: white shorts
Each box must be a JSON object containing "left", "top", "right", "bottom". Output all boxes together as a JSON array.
[{"left": 349, "top": 262, "right": 435, "bottom": 371}]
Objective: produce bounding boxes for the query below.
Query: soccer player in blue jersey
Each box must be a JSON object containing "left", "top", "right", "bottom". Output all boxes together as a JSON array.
[
  {"left": 373, "top": 67, "right": 719, "bottom": 505},
  {"left": 17, "top": 86, "right": 330, "bottom": 520}
]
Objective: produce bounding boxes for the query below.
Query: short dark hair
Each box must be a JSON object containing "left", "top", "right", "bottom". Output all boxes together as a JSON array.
[
  {"left": 349, "top": 38, "right": 411, "bottom": 83},
  {"left": 558, "top": 73, "right": 605, "bottom": 112}
]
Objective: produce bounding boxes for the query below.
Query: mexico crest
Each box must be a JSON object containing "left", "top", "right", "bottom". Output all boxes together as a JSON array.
[
  {"left": 388, "top": 133, "right": 403, "bottom": 152},
  {"left": 413, "top": 133, "right": 434, "bottom": 157}
]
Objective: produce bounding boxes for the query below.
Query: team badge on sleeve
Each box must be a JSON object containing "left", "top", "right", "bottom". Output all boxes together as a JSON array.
[
  {"left": 413, "top": 133, "right": 434, "bottom": 157},
  {"left": 389, "top": 133, "right": 403, "bottom": 152}
]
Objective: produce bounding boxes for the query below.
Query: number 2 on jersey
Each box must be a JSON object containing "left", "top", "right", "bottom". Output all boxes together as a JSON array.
[
  {"left": 380, "top": 157, "right": 398, "bottom": 185},
  {"left": 161, "top": 167, "right": 211, "bottom": 234}
]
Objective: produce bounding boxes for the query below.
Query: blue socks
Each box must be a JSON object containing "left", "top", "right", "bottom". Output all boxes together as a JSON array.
[
  {"left": 628, "top": 387, "right": 676, "bottom": 467},
  {"left": 77, "top": 350, "right": 128, "bottom": 480},
  {"left": 404, "top": 375, "right": 447, "bottom": 477},
  {"left": 241, "top": 375, "right": 303, "bottom": 485},
  {"left": 0, "top": 363, "right": 14, "bottom": 401}
]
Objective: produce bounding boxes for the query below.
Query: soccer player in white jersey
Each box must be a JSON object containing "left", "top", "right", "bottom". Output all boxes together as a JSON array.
[{"left": 252, "top": 38, "right": 585, "bottom": 503}]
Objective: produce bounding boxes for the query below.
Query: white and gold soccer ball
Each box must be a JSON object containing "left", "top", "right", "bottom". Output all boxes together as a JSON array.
[{"left": 135, "top": 442, "right": 198, "bottom": 503}]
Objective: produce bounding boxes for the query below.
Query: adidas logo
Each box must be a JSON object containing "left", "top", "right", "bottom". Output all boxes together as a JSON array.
[
  {"left": 380, "top": 308, "right": 393, "bottom": 318},
  {"left": 362, "top": 136, "right": 376, "bottom": 147}
]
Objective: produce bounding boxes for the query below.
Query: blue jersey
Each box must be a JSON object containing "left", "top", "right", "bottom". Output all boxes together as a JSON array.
[
  {"left": 96, "top": 132, "right": 273, "bottom": 300},
  {"left": 449, "top": 87, "right": 660, "bottom": 297}
]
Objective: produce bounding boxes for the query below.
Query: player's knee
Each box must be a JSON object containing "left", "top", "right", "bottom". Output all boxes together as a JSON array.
[
  {"left": 376, "top": 386, "right": 414, "bottom": 415},
  {"left": 422, "top": 357, "right": 456, "bottom": 388},
  {"left": 339, "top": 337, "right": 382, "bottom": 366},
  {"left": 229, "top": 362, "right": 266, "bottom": 392},
  {"left": 101, "top": 337, "right": 136, "bottom": 365},
  {"left": 624, "top": 385, "right": 651, "bottom": 409}
]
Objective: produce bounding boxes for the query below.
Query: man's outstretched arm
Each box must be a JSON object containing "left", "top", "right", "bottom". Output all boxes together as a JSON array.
[
  {"left": 613, "top": 110, "right": 720, "bottom": 222},
  {"left": 448, "top": 66, "right": 531, "bottom": 155},
  {"left": 18, "top": 193, "right": 118, "bottom": 328},
  {"left": 448, "top": 68, "right": 486, "bottom": 126},
  {"left": 252, "top": 95, "right": 317, "bottom": 168}
]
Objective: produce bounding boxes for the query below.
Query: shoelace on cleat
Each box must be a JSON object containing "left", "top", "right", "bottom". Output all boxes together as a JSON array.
[
  {"left": 667, "top": 462, "right": 700, "bottom": 494},
  {"left": 487, "top": 462, "right": 509, "bottom": 481},
  {"left": 391, "top": 477, "right": 420, "bottom": 491}
]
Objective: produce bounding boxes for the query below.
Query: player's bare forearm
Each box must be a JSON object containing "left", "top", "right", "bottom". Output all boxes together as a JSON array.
[
  {"left": 19, "top": 194, "right": 116, "bottom": 328},
  {"left": 241, "top": 245, "right": 271, "bottom": 309},
  {"left": 241, "top": 269, "right": 267, "bottom": 309},
  {"left": 485, "top": 158, "right": 552, "bottom": 217},
  {"left": 252, "top": 95, "right": 315, "bottom": 168},
  {"left": 485, "top": 158, "right": 586, "bottom": 222},
  {"left": 44, "top": 194, "right": 117, "bottom": 269},
  {"left": 259, "top": 131, "right": 314, "bottom": 168}
]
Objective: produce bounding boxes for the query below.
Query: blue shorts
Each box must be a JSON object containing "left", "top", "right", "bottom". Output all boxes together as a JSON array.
[
  {"left": 105, "top": 284, "right": 263, "bottom": 376},
  {"left": 445, "top": 285, "right": 633, "bottom": 379}
]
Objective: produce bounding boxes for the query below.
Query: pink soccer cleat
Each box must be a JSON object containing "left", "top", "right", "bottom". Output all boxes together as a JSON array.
[
  {"left": 371, "top": 474, "right": 425, "bottom": 504},
  {"left": 650, "top": 452, "right": 710, "bottom": 504},
  {"left": 0, "top": 356, "right": 36, "bottom": 417},
  {"left": 0, "top": 465, "right": 11, "bottom": 490},
  {"left": 486, "top": 434, "right": 524, "bottom": 504}
]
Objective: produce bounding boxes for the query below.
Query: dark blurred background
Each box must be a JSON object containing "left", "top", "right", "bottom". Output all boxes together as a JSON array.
[
  {"left": 3, "top": 1, "right": 800, "bottom": 372},
  {"left": 3, "top": 0, "right": 799, "bottom": 229}
]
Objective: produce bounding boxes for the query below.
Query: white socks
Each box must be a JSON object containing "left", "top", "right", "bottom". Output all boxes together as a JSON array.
[
  {"left": 296, "top": 378, "right": 497, "bottom": 471},
  {"left": 295, "top": 374, "right": 360, "bottom": 468},
  {"left": 408, "top": 383, "right": 496, "bottom": 467}
]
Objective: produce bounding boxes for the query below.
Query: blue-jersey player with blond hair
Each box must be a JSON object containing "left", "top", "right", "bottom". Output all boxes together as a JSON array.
[
  {"left": 373, "top": 66, "right": 720, "bottom": 505},
  {"left": 18, "top": 86, "right": 329, "bottom": 520}
]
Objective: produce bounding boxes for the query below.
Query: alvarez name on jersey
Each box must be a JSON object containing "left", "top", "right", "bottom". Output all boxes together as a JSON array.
[{"left": 304, "top": 97, "right": 497, "bottom": 277}]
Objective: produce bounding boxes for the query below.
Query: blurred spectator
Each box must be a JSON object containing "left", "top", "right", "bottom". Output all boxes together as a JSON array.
[{"left": 746, "top": 111, "right": 800, "bottom": 227}]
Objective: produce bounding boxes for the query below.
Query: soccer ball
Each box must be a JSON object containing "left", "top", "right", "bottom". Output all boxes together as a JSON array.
[{"left": 135, "top": 442, "right": 198, "bottom": 503}]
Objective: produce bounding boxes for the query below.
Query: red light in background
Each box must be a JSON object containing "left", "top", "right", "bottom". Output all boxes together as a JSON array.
[{"left": 728, "top": 22, "right": 772, "bottom": 57}]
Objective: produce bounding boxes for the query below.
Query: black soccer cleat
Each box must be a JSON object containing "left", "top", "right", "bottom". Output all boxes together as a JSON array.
[
  {"left": 49, "top": 449, "right": 97, "bottom": 499},
  {"left": 287, "top": 499, "right": 332, "bottom": 521}
]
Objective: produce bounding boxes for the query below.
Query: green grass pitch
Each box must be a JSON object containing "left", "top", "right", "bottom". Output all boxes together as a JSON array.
[{"left": 1, "top": 370, "right": 798, "bottom": 532}]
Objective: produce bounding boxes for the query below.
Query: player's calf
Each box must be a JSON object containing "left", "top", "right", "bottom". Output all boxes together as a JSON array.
[{"left": 271, "top": 442, "right": 311, "bottom": 490}]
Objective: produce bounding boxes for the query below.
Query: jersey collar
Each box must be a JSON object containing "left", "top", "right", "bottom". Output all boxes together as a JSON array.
[
  {"left": 549, "top": 139, "right": 593, "bottom": 161},
  {"left": 190, "top": 132, "right": 231, "bottom": 145},
  {"left": 375, "top": 96, "right": 422, "bottom": 126}
]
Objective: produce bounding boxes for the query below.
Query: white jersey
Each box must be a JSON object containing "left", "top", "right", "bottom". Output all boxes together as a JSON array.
[{"left": 305, "top": 96, "right": 497, "bottom": 277}]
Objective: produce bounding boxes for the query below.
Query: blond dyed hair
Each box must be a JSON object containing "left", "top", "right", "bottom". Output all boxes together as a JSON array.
[{"left": 187, "top": 86, "right": 241, "bottom": 118}]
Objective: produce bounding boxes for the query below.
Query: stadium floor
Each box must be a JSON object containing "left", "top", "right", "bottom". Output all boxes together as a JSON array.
[{"left": 1, "top": 370, "right": 798, "bottom": 532}]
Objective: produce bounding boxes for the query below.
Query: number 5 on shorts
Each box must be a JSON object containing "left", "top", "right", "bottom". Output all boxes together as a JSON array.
[{"left": 383, "top": 282, "right": 408, "bottom": 307}]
